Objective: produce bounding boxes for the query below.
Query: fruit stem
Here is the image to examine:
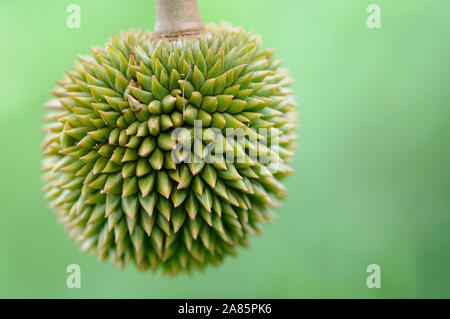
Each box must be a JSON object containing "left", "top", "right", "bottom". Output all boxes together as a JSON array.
[{"left": 155, "top": 0, "right": 206, "bottom": 40}]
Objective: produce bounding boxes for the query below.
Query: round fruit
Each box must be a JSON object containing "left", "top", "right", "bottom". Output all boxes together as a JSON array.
[{"left": 42, "top": 23, "right": 297, "bottom": 275}]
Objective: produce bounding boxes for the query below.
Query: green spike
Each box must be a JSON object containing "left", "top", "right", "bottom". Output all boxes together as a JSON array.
[
  {"left": 129, "top": 86, "right": 153, "bottom": 104},
  {"left": 172, "top": 207, "right": 186, "bottom": 233},
  {"left": 88, "top": 174, "right": 107, "bottom": 190},
  {"left": 125, "top": 121, "right": 139, "bottom": 135},
  {"left": 157, "top": 132, "right": 176, "bottom": 151},
  {"left": 223, "top": 84, "right": 241, "bottom": 96},
  {"left": 115, "top": 73, "right": 129, "bottom": 94},
  {"left": 183, "top": 227, "right": 193, "bottom": 252},
  {"left": 105, "top": 194, "right": 121, "bottom": 217},
  {"left": 161, "top": 95, "right": 176, "bottom": 113},
  {"left": 97, "top": 144, "right": 114, "bottom": 158},
  {"left": 200, "top": 78, "right": 215, "bottom": 96},
  {"left": 201, "top": 96, "right": 218, "bottom": 113},
  {"left": 213, "top": 179, "right": 229, "bottom": 200},
  {"left": 251, "top": 118, "right": 275, "bottom": 129},
  {"left": 136, "top": 72, "right": 152, "bottom": 91},
  {"left": 108, "top": 128, "right": 120, "bottom": 145},
  {"left": 189, "top": 91, "right": 203, "bottom": 108},
  {"left": 156, "top": 171, "right": 172, "bottom": 199},
  {"left": 178, "top": 80, "right": 194, "bottom": 99},
  {"left": 140, "top": 209, "right": 156, "bottom": 236},
  {"left": 107, "top": 208, "right": 122, "bottom": 231},
  {"left": 197, "top": 110, "right": 211, "bottom": 127},
  {"left": 136, "top": 158, "right": 151, "bottom": 177},
  {"left": 194, "top": 49, "right": 205, "bottom": 70},
  {"left": 148, "top": 115, "right": 160, "bottom": 136},
  {"left": 200, "top": 207, "right": 212, "bottom": 226},
  {"left": 93, "top": 157, "right": 108, "bottom": 174},
  {"left": 138, "top": 171, "right": 156, "bottom": 197},
  {"left": 157, "top": 197, "right": 172, "bottom": 222},
  {"left": 199, "top": 225, "right": 211, "bottom": 249},
  {"left": 149, "top": 147, "right": 164, "bottom": 170},
  {"left": 183, "top": 105, "right": 198, "bottom": 125},
  {"left": 65, "top": 127, "right": 88, "bottom": 140},
  {"left": 169, "top": 69, "right": 181, "bottom": 91},
  {"left": 160, "top": 114, "right": 174, "bottom": 131},
  {"left": 226, "top": 179, "right": 249, "bottom": 193},
  {"left": 226, "top": 99, "right": 247, "bottom": 114},
  {"left": 211, "top": 113, "right": 226, "bottom": 129},
  {"left": 156, "top": 213, "right": 171, "bottom": 236},
  {"left": 122, "top": 196, "right": 138, "bottom": 220},
  {"left": 192, "top": 66, "right": 205, "bottom": 90},
  {"left": 121, "top": 148, "right": 138, "bottom": 162},
  {"left": 171, "top": 188, "right": 188, "bottom": 208},
  {"left": 177, "top": 165, "right": 192, "bottom": 189},
  {"left": 118, "top": 129, "right": 130, "bottom": 146},
  {"left": 122, "top": 176, "right": 138, "bottom": 197},
  {"left": 212, "top": 214, "right": 225, "bottom": 234},
  {"left": 164, "top": 151, "right": 177, "bottom": 170},
  {"left": 103, "top": 172, "right": 122, "bottom": 194},
  {"left": 114, "top": 219, "right": 127, "bottom": 243},
  {"left": 188, "top": 216, "right": 202, "bottom": 239},
  {"left": 148, "top": 100, "right": 162, "bottom": 114},
  {"left": 151, "top": 76, "right": 168, "bottom": 100},
  {"left": 80, "top": 150, "right": 99, "bottom": 164},
  {"left": 207, "top": 58, "right": 222, "bottom": 78},
  {"left": 138, "top": 191, "right": 157, "bottom": 216},
  {"left": 121, "top": 161, "right": 136, "bottom": 179},
  {"left": 131, "top": 226, "right": 145, "bottom": 252},
  {"left": 126, "top": 215, "right": 138, "bottom": 234},
  {"left": 213, "top": 73, "right": 227, "bottom": 95},
  {"left": 223, "top": 113, "right": 244, "bottom": 129},
  {"left": 99, "top": 111, "right": 120, "bottom": 128},
  {"left": 138, "top": 136, "right": 156, "bottom": 157},
  {"left": 195, "top": 187, "right": 212, "bottom": 212},
  {"left": 136, "top": 121, "right": 149, "bottom": 137},
  {"left": 201, "top": 165, "right": 217, "bottom": 188},
  {"left": 191, "top": 175, "right": 205, "bottom": 195},
  {"left": 170, "top": 112, "right": 183, "bottom": 128},
  {"left": 185, "top": 192, "right": 198, "bottom": 219},
  {"left": 125, "top": 135, "right": 140, "bottom": 148}
]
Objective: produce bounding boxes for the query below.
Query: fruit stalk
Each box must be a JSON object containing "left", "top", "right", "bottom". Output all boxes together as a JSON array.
[{"left": 155, "top": 0, "right": 206, "bottom": 40}]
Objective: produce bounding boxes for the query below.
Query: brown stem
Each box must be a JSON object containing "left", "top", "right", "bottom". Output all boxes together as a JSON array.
[{"left": 155, "top": 0, "right": 206, "bottom": 40}]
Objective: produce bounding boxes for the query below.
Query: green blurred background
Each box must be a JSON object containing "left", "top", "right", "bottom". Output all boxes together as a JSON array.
[{"left": 1, "top": 0, "right": 449, "bottom": 298}]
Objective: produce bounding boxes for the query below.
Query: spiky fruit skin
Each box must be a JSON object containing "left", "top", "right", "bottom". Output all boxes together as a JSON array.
[{"left": 42, "top": 23, "right": 297, "bottom": 275}]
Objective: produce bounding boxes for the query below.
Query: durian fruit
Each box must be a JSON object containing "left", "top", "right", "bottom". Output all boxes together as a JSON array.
[{"left": 42, "top": 0, "right": 297, "bottom": 275}]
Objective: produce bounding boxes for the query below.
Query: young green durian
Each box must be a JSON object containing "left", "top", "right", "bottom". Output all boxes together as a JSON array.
[{"left": 42, "top": 0, "right": 297, "bottom": 275}]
